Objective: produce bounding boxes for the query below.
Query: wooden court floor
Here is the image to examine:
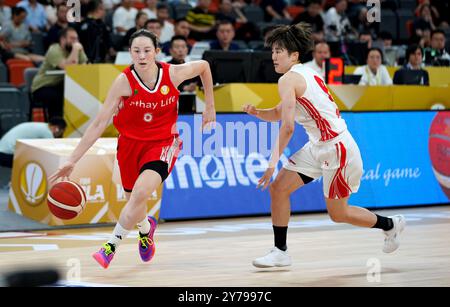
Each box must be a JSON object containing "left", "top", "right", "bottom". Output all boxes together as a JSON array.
[{"left": 0, "top": 206, "right": 449, "bottom": 287}]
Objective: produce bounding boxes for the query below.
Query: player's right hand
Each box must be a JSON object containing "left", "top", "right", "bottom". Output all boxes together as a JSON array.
[
  {"left": 243, "top": 104, "right": 259, "bottom": 116},
  {"left": 48, "top": 161, "right": 75, "bottom": 186}
]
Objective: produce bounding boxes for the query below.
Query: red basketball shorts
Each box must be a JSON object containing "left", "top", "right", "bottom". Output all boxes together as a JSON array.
[{"left": 117, "top": 135, "right": 182, "bottom": 192}]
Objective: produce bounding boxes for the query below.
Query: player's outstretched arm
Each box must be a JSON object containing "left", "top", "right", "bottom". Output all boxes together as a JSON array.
[
  {"left": 49, "top": 74, "right": 130, "bottom": 184},
  {"left": 170, "top": 60, "right": 216, "bottom": 130},
  {"left": 257, "top": 73, "right": 304, "bottom": 190},
  {"left": 242, "top": 103, "right": 282, "bottom": 122}
]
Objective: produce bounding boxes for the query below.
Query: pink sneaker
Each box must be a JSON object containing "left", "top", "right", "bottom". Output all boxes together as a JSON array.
[
  {"left": 138, "top": 216, "right": 157, "bottom": 262},
  {"left": 92, "top": 243, "right": 115, "bottom": 269}
]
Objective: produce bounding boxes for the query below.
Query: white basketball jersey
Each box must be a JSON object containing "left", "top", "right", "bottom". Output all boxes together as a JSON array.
[{"left": 289, "top": 64, "right": 347, "bottom": 144}]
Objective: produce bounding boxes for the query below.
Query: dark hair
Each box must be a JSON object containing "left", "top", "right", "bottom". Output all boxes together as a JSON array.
[
  {"left": 145, "top": 18, "right": 163, "bottom": 27},
  {"left": 216, "top": 19, "right": 234, "bottom": 29},
  {"left": 265, "top": 22, "right": 313, "bottom": 58},
  {"left": 170, "top": 35, "right": 187, "bottom": 48},
  {"left": 359, "top": 30, "right": 372, "bottom": 38},
  {"left": 48, "top": 117, "right": 67, "bottom": 130},
  {"left": 366, "top": 47, "right": 384, "bottom": 62},
  {"left": 405, "top": 44, "right": 422, "bottom": 60},
  {"left": 431, "top": 29, "right": 445, "bottom": 38},
  {"left": 175, "top": 18, "right": 188, "bottom": 24},
  {"left": 129, "top": 29, "right": 159, "bottom": 48},
  {"left": 156, "top": 3, "right": 169, "bottom": 11},
  {"left": 58, "top": 27, "right": 77, "bottom": 41},
  {"left": 86, "top": 0, "right": 102, "bottom": 14},
  {"left": 379, "top": 31, "right": 393, "bottom": 41},
  {"left": 135, "top": 11, "right": 148, "bottom": 22},
  {"left": 308, "top": 0, "right": 322, "bottom": 6},
  {"left": 11, "top": 6, "right": 26, "bottom": 16}
]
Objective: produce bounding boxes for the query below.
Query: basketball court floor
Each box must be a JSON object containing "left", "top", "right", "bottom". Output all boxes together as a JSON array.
[{"left": 0, "top": 205, "right": 449, "bottom": 287}]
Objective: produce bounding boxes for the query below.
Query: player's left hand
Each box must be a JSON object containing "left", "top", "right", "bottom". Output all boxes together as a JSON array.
[
  {"left": 202, "top": 105, "right": 216, "bottom": 131},
  {"left": 257, "top": 167, "right": 275, "bottom": 190}
]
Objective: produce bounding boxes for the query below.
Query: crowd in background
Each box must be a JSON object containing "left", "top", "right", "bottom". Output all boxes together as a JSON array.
[{"left": 0, "top": 0, "right": 449, "bottom": 128}]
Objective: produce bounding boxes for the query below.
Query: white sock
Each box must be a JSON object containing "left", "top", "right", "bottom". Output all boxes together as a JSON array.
[
  {"left": 137, "top": 216, "right": 151, "bottom": 235},
  {"left": 107, "top": 222, "right": 131, "bottom": 249}
]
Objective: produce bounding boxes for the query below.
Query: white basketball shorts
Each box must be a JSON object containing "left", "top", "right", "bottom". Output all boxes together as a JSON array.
[{"left": 284, "top": 130, "right": 363, "bottom": 199}]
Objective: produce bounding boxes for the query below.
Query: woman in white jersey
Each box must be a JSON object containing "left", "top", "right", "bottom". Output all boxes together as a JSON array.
[{"left": 243, "top": 23, "right": 405, "bottom": 268}]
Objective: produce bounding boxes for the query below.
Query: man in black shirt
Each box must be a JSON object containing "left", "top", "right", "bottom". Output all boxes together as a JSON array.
[{"left": 76, "top": 0, "right": 115, "bottom": 63}]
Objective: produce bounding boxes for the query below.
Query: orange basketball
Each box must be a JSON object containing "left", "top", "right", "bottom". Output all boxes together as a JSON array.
[{"left": 47, "top": 181, "right": 86, "bottom": 220}]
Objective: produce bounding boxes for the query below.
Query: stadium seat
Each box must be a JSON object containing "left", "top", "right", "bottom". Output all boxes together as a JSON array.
[
  {"left": 398, "top": 0, "right": 416, "bottom": 11},
  {"left": 379, "top": 9, "right": 398, "bottom": 41},
  {"left": 0, "top": 87, "right": 27, "bottom": 136},
  {"left": 286, "top": 5, "right": 304, "bottom": 19},
  {"left": 6, "top": 59, "right": 35, "bottom": 87},
  {"left": 23, "top": 67, "right": 39, "bottom": 121},
  {"left": 31, "top": 32, "right": 46, "bottom": 56},
  {"left": 243, "top": 5, "right": 264, "bottom": 23},
  {"left": 0, "top": 63, "right": 7, "bottom": 83},
  {"left": 397, "top": 9, "right": 415, "bottom": 42},
  {"left": 173, "top": 3, "right": 192, "bottom": 19}
]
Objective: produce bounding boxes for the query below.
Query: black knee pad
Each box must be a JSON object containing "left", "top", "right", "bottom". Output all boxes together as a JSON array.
[{"left": 139, "top": 160, "right": 169, "bottom": 182}]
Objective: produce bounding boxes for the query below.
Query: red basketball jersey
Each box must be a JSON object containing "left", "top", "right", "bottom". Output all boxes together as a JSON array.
[{"left": 113, "top": 62, "right": 180, "bottom": 141}]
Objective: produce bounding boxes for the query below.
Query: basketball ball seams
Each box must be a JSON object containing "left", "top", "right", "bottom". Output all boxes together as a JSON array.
[
  {"left": 47, "top": 194, "right": 82, "bottom": 213},
  {"left": 49, "top": 186, "right": 81, "bottom": 205},
  {"left": 65, "top": 181, "right": 87, "bottom": 209},
  {"left": 47, "top": 180, "right": 87, "bottom": 219}
]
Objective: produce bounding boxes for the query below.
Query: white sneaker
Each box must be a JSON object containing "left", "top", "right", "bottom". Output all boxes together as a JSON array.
[
  {"left": 252, "top": 247, "right": 292, "bottom": 268},
  {"left": 382, "top": 215, "right": 406, "bottom": 253}
]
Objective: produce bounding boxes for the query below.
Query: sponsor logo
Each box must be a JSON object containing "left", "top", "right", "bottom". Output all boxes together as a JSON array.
[
  {"left": 144, "top": 113, "right": 153, "bottom": 122},
  {"left": 19, "top": 162, "right": 47, "bottom": 206},
  {"left": 160, "top": 85, "right": 170, "bottom": 95},
  {"left": 165, "top": 147, "right": 289, "bottom": 189}
]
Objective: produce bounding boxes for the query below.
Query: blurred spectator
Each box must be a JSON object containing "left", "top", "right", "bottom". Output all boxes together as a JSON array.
[
  {"left": 167, "top": 35, "right": 200, "bottom": 92},
  {"left": 0, "top": 38, "right": 43, "bottom": 63},
  {"left": 359, "top": 31, "right": 372, "bottom": 49},
  {"left": 0, "top": 117, "right": 66, "bottom": 168},
  {"left": 414, "top": 0, "right": 440, "bottom": 26},
  {"left": 103, "top": 0, "right": 121, "bottom": 12},
  {"left": 167, "top": 35, "right": 199, "bottom": 112},
  {"left": 324, "top": 0, "right": 356, "bottom": 42},
  {"left": 77, "top": 0, "right": 115, "bottom": 63},
  {"left": 0, "top": 7, "right": 31, "bottom": 54},
  {"left": 142, "top": 0, "right": 157, "bottom": 19},
  {"left": 423, "top": 29, "right": 450, "bottom": 66},
  {"left": 186, "top": 0, "right": 216, "bottom": 41},
  {"left": 123, "top": 11, "right": 148, "bottom": 49},
  {"left": 161, "top": 18, "right": 192, "bottom": 55},
  {"left": 31, "top": 27, "right": 88, "bottom": 120},
  {"left": 17, "top": 0, "right": 48, "bottom": 32},
  {"left": 0, "top": 0, "right": 12, "bottom": 28},
  {"left": 157, "top": 3, "right": 174, "bottom": 44},
  {"left": 304, "top": 41, "right": 330, "bottom": 78},
  {"left": 378, "top": 31, "right": 392, "bottom": 48},
  {"left": 45, "top": 0, "right": 64, "bottom": 26},
  {"left": 113, "top": 0, "right": 138, "bottom": 36},
  {"left": 260, "top": 0, "right": 291, "bottom": 22},
  {"left": 45, "top": 3, "right": 68, "bottom": 48},
  {"left": 292, "top": 0, "right": 324, "bottom": 34},
  {"left": 216, "top": 0, "right": 247, "bottom": 24},
  {"left": 354, "top": 48, "right": 392, "bottom": 85},
  {"left": 145, "top": 18, "right": 162, "bottom": 40},
  {"left": 209, "top": 19, "right": 239, "bottom": 51},
  {"left": 413, "top": 4, "right": 436, "bottom": 38},
  {"left": 352, "top": 6, "right": 378, "bottom": 38},
  {"left": 393, "top": 44, "right": 429, "bottom": 85}
]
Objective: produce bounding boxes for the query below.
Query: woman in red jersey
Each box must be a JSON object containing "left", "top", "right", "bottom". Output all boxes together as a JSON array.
[{"left": 49, "top": 29, "right": 216, "bottom": 269}]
